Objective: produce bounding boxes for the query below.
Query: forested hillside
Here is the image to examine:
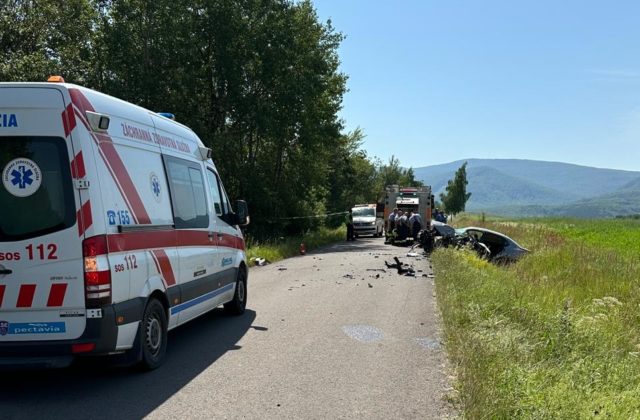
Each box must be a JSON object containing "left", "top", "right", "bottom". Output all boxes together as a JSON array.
[{"left": 0, "top": 0, "right": 421, "bottom": 237}]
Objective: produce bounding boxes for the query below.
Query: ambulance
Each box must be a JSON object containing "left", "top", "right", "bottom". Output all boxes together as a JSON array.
[{"left": 0, "top": 77, "right": 249, "bottom": 370}]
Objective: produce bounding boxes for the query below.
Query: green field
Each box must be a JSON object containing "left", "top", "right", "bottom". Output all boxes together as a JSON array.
[{"left": 433, "top": 215, "right": 640, "bottom": 418}]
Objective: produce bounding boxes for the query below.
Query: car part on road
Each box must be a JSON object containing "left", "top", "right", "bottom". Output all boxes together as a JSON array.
[
  {"left": 250, "top": 257, "right": 270, "bottom": 266},
  {"left": 384, "top": 257, "right": 416, "bottom": 276}
]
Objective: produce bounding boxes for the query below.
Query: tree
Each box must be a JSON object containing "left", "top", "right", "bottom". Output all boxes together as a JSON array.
[
  {"left": 440, "top": 162, "right": 471, "bottom": 215},
  {"left": 0, "top": 0, "right": 98, "bottom": 83},
  {"left": 326, "top": 128, "right": 378, "bottom": 218},
  {"left": 376, "top": 155, "right": 424, "bottom": 190}
]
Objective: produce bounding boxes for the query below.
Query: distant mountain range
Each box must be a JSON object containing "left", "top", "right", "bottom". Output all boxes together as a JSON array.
[{"left": 413, "top": 159, "right": 640, "bottom": 218}]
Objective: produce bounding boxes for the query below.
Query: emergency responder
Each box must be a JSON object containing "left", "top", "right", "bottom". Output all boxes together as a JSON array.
[
  {"left": 387, "top": 207, "right": 398, "bottom": 234},
  {"left": 396, "top": 210, "right": 408, "bottom": 240},
  {"left": 345, "top": 208, "right": 355, "bottom": 241},
  {"left": 408, "top": 210, "right": 423, "bottom": 239}
]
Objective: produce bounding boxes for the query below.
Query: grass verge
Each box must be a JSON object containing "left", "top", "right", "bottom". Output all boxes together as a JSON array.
[
  {"left": 433, "top": 215, "right": 640, "bottom": 418},
  {"left": 246, "top": 226, "right": 346, "bottom": 264}
]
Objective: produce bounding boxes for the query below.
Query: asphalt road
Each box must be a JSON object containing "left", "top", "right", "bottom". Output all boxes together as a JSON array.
[{"left": 0, "top": 237, "right": 453, "bottom": 419}]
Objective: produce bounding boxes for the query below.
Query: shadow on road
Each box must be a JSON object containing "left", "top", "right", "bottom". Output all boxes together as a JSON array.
[{"left": 0, "top": 309, "right": 256, "bottom": 419}]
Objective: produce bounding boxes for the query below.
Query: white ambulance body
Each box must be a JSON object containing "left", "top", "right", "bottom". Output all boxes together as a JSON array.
[{"left": 0, "top": 79, "right": 249, "bottom": 369}]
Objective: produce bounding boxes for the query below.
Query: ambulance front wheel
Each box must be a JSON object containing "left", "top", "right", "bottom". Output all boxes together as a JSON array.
[
  {"left": 139, "top": 298, "right": 168, "bottom": 370},
  {"left": 224, "top": 268, "right": 247, "bottom": 315}
]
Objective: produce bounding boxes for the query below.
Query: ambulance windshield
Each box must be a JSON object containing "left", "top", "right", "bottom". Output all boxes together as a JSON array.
[
  {"left": 0, "top": 137, "right": 75, "bottom": 241},
  {"left": 352, "top": 207, "right": 375, "bottom": 217}
]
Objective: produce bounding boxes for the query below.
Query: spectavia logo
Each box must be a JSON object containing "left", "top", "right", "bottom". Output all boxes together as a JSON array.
[{"left": 2, "top": 157, "right": 42, "bottom": 197}]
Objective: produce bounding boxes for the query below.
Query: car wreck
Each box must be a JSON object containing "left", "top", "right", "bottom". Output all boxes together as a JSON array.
[
  {"left": 418, "top": 223, "right": 529, "bottom": 263},
  {"left": 454, "top": 227, "right": 529, "bottom": 263}
]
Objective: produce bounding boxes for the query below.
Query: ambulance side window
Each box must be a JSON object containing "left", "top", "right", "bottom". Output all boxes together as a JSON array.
[
  {"left": 164, "top": 156, "right": 209, "bottom": 229},
  {"left": 206, "top": 169, "right": 223, "bottom": 216},
  {"left": 219, "top": 182, "right": 231, "bottom": 215}
]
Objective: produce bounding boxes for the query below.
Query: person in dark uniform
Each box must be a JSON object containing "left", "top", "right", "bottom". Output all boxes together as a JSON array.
[
  {"left": 345, "top": 208, "right": 355, "bottom": 241},
  {"left": 408, "top": 210, "right": 422, "bottom": 240}
]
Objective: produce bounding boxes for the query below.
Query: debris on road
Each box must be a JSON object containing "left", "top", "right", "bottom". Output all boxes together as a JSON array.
[
  {"left": 250, "top": 257, "right": 270, "bottom": 266},
  {"left": 368, "top": 283, "right": 373, "bottom": 288},
  {"left": 384, "top": 257, "right": 416, "bottom": 276},
  {"left": 343, "top": 274, "right": 354, "bottom": 279},
  {"left": 278, "top": 267, "right": 287, "bottom": 271}
]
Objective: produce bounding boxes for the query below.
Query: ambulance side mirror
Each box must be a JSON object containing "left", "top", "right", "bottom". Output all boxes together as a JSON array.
[{"left": 235, "top": 200, "right": 250, "bottom": 226}]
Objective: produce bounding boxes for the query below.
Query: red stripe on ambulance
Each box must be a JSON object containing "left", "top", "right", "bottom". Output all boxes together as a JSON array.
[
  {"left": 70, "top": 151, "right": 86, "bottom": 179},
  {"left": 77, "top": 200, "right": 93, "bottom": 236},
  {"left": 96, "top": 136, "right": 151, "bottom": 224},
  {"left": 151, "top": 250, "right": 176, "bottom": 287},
  {"left": 69, "top": 88, "right": 151, "bottom": 225},
  {"left": 47, "top": 283, "right": 68, "bottom": 307},
  {"left": 0, "top": 285, "right": 5, "bottom": 307},
  {"left": 16, "top": 284, "right": 37, "bottom": 308},
  {"left": 62, "top": 103, "right": 76, "bottom": 137},
  {"left": 107, "top": 230, "right": 245, "bottom": 252},
  {"left": 218, "top": 234, "right": 245, "bottom": 252}
]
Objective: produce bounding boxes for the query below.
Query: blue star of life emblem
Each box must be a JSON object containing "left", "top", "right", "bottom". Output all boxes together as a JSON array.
[
  {"left": 152, "top": 178, "right": 160, "bottom": 196},
  {"left": 3, "top": 158, "right": 41, "bottom": 197},
  {"left": 150, "top": 173, "right": 161, "bottom": 202},
  {"left": 11, "top": 166, "right": 33, "bottom": 189}
]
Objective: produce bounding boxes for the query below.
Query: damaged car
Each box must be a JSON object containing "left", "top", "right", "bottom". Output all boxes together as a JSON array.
[
  {"left": 431, "top": 221, "right": 456, "bottom": 244},
  {"left": 454, "top": 227, "right": 529, "bottom": 263},
  {"left": 417, "top": 221, "right": 458, "bottom": 253}
]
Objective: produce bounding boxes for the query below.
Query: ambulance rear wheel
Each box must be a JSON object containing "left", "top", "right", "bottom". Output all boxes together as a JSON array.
[
  {"left": 140, "top": 298, "right": 168, "bottom": 370},
  {"left": 224, "top": 268, "right": 247, "bottom": 315}
]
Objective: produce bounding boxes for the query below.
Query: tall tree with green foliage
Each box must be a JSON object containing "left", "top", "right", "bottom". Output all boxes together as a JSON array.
[
  {"left": 440, "top": 162, "right": 471, "bottom": 215},
  {"left": 376, "top": 155, "right": 423, "bottom": 191},
  {"left": 95, "top": 0, "right": 347, "bottom": 236},
  {"left": 326, "top": 128, "right": 378, "bottom": 215},
  {"left": 0, "top": 0, "right": 98, "bottom": 83}
]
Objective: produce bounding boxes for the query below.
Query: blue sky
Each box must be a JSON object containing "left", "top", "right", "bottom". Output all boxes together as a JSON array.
[{"left": 312, "top": 0, "right": 640, "bottom": 171}]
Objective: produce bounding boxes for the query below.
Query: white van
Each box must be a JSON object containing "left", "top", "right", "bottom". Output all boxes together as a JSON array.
[
  {"left": 0, "top": 77, "right": 249, "bottom": 370},
  {"left": 351, "top": 204, "right": 384, "bottom": 237}
]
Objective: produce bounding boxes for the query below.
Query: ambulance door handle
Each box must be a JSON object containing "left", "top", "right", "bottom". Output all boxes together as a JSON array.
[
  {"left": 0, "top": 269, "right": 12, "bottom": 275},
  {"left": 208, "top": 231, "right": 215, "bottom": 242}
]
